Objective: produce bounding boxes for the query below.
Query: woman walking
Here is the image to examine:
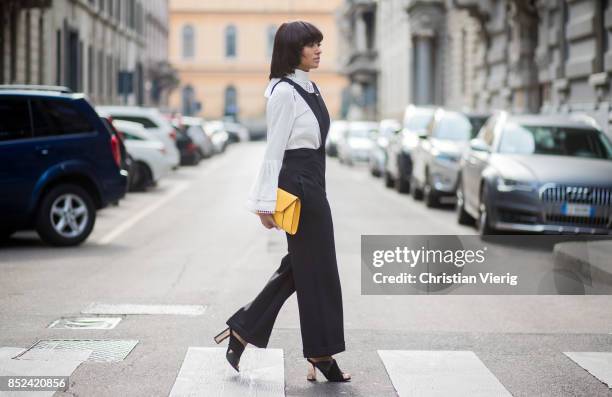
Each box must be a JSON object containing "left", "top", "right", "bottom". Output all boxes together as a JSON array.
[{"left": 213, "top": 20, "right": 351, "bottom": 383}]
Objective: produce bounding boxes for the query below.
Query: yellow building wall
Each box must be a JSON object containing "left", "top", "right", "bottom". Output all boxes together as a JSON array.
[{"left": 168, "top": 0, "right": 347, "bottom": 123}]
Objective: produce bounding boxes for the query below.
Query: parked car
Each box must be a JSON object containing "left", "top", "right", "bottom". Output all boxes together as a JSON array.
[
  {"left": 384, "top": 105, "right": 436, "bottom": 192},
  {"left": 112, "top": 120, "right": 171, "bottom": 191},
  {"left": 99, "top": 115, "right": 135, "bottom": 194},
  {"left": 0, "top": 85, "right": 128, "bottom": 246},
  {"left": 368, "top": 119, "right": 401, "bottom": 177},
  {"left": 456, "top": 112, "right": 612, "bottom": 236},
  {"left": 176, "top": 126, "right": 201, "bottom": 165},
  {"left": 410, "top": 109, "right": 490, "bottom": 206},
  {"left": 325, "top": 120, "right": 349, "bottom": 157},
  {"left": 337, "top": 121, "right": 378, "bottom": 165},
  {"left": 220, "top": 119, "right": 249, "bottom": 143},
  {"left": 96, "top": 106, "right": 180, "bottom": 169},
  {"left": 180, "top": 116, "right": 215, "bottom": 159},
  {"left": 204, "top": 120, "right": 230, "bottom": 153}
]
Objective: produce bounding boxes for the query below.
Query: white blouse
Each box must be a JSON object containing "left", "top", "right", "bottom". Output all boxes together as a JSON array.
[{"left": 245, "top": 69, "right": 322, "bottom": 214}]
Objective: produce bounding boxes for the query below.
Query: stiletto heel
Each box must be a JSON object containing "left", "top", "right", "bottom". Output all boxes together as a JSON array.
[
  {"left": 213, "top": 327, "right": 230, "bottom": 344},
  {"left": 306, "top": 358, "right": 351, "bottom": 382},
  {"left": 306, "top": 362, "right": 317, "bottom": 381},
  {"left": 213, "top": 326, "right": 247, "bottom": 372}
]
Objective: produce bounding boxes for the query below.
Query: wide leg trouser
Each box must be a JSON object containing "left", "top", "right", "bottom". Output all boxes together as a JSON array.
[{"left": 226, "top": 149, "right": 345, "bottom": 358}]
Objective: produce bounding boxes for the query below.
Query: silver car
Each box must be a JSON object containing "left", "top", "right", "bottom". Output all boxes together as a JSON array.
[
  {"left": 368, "top": 119, "right": 401, "bottom": 177},
  {"left": 411, "top": 109, "right": 489, "bottom": 207},
  {"left": 384, "top": 105, "right": 436, "bottom": 192},
  {"left": 337, "top": 121, "right": 378, "bottom": 165},
  {"left": 457, "top": 112, "right": 612, "bottom": 236}
]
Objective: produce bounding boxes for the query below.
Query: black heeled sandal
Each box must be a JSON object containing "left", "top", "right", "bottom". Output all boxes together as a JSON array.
[
  {"left": 213, "top": 327, "right": 246, "bottom": 372},
  {"left": 306, "top": 357, "right": 351, "bottom": 382}
]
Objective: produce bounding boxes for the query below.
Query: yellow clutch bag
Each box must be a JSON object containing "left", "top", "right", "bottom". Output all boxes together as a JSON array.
[{"left": 273, "top": 188, "right": 301, "bottom": 235}]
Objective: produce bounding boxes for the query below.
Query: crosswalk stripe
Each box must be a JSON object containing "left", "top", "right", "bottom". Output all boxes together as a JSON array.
[
  {"left": 169, "top": 347, "right": 285, "bottom": 397},
  {"left": 377, "top": 350, "right": 512, "bottom": 397},
  {"left": 564, "top": 351, "right": 612, "bottom": 389}
]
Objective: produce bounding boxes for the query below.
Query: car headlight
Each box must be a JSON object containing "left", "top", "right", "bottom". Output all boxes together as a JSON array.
[{"left": 496, "top": 177, "right": 536, "bottom": 192}]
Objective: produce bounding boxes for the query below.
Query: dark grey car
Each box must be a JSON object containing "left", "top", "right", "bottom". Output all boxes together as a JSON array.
[{"left": 456, "top": 112, "right": 612, "bottom": 236}]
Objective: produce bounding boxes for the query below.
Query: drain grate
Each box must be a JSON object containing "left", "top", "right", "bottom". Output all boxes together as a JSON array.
[
  {"left": 48, "top": 317, "right": 122, "bottom": 329},
  {"left": 81, "top": 303, "right": 207, "bottom": 316},
  {"left": 14, "top": 339, "right": 139, "bottom": 362}
]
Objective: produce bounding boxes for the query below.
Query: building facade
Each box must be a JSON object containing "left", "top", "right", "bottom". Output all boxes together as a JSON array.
[
  {"left": 339, "top": 0, "right": 480, "bottom": 121},
  {"left": 454, "top": 0, "right": 612, "bottom": 135},
  {"left": 168, "top": 0, "right": 348, "bottom": 134},
  {"left": 0, "top": 0, "right": 176, "bottom": 106}
]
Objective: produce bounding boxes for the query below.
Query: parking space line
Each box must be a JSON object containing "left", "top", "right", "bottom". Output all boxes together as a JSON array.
[
  {"left": 97, "top": 181, "right": 190, "bottom": 245},
  {"left": 378, "top": 350, "right": 512, "bottom": 397}
]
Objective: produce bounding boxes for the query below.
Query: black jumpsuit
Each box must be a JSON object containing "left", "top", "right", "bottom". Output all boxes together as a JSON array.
[{"left": 226, "top": 77, "right": 345, "bottom": 358}]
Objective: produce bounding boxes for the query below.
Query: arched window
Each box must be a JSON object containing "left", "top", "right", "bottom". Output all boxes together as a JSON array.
[
  {"left": 224, "top": 85, "right": 237, "bottom": 118},
  {"left": 225, "top": 25, "right": 237, "bottom": 58},
  {"left": 182, "top": 85, "right": 196, "bottom": 116},
  {"left": 266, "top": 25, "right": 277, "bottom": 57},
  {"left": 182, "top": 25, "right": 195, "bottom": 58}
]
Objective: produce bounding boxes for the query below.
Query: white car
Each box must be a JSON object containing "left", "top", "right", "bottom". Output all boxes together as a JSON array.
[
  {"left": 96, "top": 106, "right": 180, "bottom": 169},
  {"left": 338, "top": 121, "right": 378, "bottom": 165},
  {"left": 112, "top": 120, "right": 172, "bottom": 191},
  {"left": 181, "top": 116, "right": 215, "bottom": 158},
  {"left": 204, "top": 121, "right": 230, "bottom": 153}
]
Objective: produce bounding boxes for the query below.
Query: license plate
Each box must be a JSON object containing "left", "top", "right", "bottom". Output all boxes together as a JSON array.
[{"left": 562, "top": 203, "right": 594, "bottom": 217}]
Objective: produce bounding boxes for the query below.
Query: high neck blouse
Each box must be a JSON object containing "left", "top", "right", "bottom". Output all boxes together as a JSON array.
[{"left": 245, "top": 69, "right": 323, "bottom": 214}]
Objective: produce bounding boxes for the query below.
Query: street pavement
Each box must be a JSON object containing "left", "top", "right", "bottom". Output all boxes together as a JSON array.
[{"left": 1, "top": 141, "right": 611, "bottom": 396}]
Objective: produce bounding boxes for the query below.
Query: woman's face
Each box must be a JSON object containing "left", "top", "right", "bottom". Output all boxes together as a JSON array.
[{"left": 298, "top": 42, "right": 322, "bottom": 71}]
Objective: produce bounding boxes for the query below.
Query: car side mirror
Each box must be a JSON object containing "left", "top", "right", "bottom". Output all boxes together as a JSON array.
[
  {"left": 416, "top": 129, "right": 428, "bottom": 139},
  {"left": 470, "top": 138, "right": 490, "bottom": 152}
]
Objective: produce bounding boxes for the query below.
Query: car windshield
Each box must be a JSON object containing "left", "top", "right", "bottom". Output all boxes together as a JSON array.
[
  {"left": 433, "top": 113, "right": 472, "bottom": 141},
  {"left": 349, "top": 125, "right": 375, "bottom": 138},
  {"left": 405, "top": 110, "right": 434, "bottom": 131},
  {"left": 499, "top": 123, "right": 612, "bottom": 159}
]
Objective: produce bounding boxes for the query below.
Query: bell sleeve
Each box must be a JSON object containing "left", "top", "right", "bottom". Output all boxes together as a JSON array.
[{"left": 245, "top": 85, "right": 296, "bottom": 214}]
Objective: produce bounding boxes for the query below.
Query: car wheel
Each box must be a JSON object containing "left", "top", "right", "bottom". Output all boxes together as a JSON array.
[
  {"left": 395, "top": 173, "right": 410, "bottom": 193},
  {"left": 477, "top": 184, "right": 496, "bottom": 236},
  {"left": 131, "top": 162, "right": 151, "bottom": 191},
  {"left": 456, "top": 177, "right": 474, "bottom": 225},
  {"left": 36, "top": 184, "right": 96, "bottom": 246},
  {"left": 410, "top": 175, "right": 424, "bottom": 200},
  {"left": 423, "top": 171, "right": 439, "bottom": 207},
  {"left": 384, "top": 171, "right": 394, "bottom": 188}
]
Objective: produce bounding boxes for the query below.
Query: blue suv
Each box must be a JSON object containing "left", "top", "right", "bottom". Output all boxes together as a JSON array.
[{"left": 0, "top": 86, "right": 128, "bottom": 246}]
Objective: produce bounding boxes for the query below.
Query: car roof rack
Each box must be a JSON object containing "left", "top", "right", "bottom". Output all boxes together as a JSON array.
[{"left": 0, "top": 84, "right": 73, "bottom": 93}]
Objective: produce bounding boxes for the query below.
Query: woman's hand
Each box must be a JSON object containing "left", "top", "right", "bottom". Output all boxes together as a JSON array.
[{"left": 257, "top": 213, "right": 280, "bottom": 230}]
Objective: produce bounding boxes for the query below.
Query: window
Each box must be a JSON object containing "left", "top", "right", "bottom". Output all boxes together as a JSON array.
[
  {"left": 31, "top": 100, "right": 94, "bottom": 136},
  {"left": 224, "top": 85, "right": 237, "bottom": 117},
  {"left": 225, "top": 25, "right": 237, "bottom": 58},
  {"left": 182, "top": 25, "right": 195, "bottom": 58},
  {"left": 109, "top": 115, "right": 157, "bottom": 129},
  {"left": 182, "top": 85, "right": 196, "bottom": 116},
  {"left": 0, "top": 98, "right": 32, "bottom": 141},
  {"left": 267, "top": 25, "right": 276, "bottom": 57}
]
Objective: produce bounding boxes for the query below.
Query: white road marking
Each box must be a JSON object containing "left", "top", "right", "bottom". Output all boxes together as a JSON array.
[
  {"left": 564, "top": 351, "right": 612, "bottom": 388},
  {"left": 169, "top": 347, "right": 285, "bottom": 397},
  {"left": 378, "top": 350, "right": 511, "bottom": 397},
  {"left": 97, "top": 181, "right": 190, "bottom": 245}
]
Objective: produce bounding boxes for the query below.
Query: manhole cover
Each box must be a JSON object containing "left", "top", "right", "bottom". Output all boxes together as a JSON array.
[
  {"left": 81, "top": 303, "right": 206, "bottom": 316},
  {"left": 48, "top": 317, "right": 122, "bottom": 329},
  {"left": 14, "top": 339, "right": 139, "bottom": 362}
]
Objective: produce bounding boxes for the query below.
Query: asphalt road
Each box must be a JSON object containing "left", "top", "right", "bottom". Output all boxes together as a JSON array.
[{"left": 1, "top": 141, "right": 611, "bottom": 396}]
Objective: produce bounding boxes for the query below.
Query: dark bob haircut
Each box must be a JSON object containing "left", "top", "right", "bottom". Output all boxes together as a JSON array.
[{"left": 269, "top": 21, "right": 323, "bottom": 79}]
